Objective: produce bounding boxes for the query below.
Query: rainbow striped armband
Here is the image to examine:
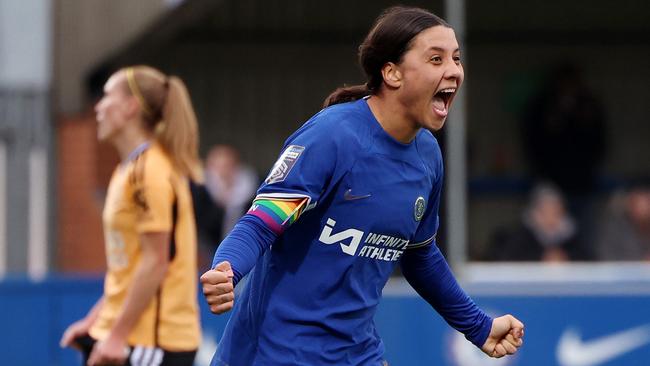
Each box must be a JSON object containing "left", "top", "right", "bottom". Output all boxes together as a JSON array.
[{"left": 246, "top": 194, "right": 312, "bottom": 235}]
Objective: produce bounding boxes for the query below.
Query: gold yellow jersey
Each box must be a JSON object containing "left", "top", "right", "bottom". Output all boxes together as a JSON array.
[{"left": 90, "top": 142, "right": 201, "bottom": 351}]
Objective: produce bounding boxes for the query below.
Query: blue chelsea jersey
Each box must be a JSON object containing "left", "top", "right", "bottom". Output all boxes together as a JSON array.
[{"left": 214, "top": 98, "right": 443, "bottom": 365}]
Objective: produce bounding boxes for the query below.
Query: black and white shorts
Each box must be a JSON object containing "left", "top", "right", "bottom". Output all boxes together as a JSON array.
[{"left": 74, "top": 334, "right": 196, "bottom": 366}]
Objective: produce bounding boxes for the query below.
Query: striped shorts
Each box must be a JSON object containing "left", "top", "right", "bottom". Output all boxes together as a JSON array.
[{"left": 74, "top": 334, "right": 196, "bottom": 366}]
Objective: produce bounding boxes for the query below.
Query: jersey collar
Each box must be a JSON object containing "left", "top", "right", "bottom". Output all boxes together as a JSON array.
[{"left": 123, "top": 141, "right": 152, "bottom": 166}]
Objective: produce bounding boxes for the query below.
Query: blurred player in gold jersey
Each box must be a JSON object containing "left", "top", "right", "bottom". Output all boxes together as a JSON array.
[{"left": 60, "top": 65, "right": 202, "bottom": 366}]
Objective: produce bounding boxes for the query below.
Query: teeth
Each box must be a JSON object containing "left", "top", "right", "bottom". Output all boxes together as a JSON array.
[{"left": 438, "top": 88, "right": 456, "bottom": 93}]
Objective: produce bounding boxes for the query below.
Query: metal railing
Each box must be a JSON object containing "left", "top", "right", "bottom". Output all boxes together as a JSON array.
[{"left": 0, "top": 88, "right": 51, "bottom": 277}]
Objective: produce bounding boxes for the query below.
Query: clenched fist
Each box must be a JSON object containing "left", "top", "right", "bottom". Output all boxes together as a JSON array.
[
  {"left": 481, "top": 314, "right": 524, "bottom": 358},
  {"left": 200, "top": 261, "right": 235, "bottom": 314}
]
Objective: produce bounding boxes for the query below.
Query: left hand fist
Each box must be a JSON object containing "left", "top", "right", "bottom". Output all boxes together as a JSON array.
[{"left": 481, "top": 314, "right": 524, "bottom": 358}]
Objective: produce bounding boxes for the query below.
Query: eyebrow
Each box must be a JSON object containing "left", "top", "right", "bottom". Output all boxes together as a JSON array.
[{"left": 428, "top": 46, "right": 460, "bottom": 53}]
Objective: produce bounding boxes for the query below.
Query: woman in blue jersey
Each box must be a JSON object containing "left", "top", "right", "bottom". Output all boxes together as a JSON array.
[{"left": 201, "top": 6, "right": 524, "bottom": 365}]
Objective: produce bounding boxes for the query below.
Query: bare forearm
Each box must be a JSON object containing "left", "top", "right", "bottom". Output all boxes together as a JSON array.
[{"left": 110, "top": 257, "right": 167, "bottom": 339}]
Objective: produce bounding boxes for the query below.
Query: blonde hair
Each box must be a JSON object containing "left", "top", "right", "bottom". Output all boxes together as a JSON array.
[{"left": 121, "top": 65, "right": 202, "bottom": 182}]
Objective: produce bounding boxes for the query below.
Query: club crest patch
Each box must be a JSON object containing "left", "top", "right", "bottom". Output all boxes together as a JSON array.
[
  {"left": 414, "top": 196, "right": 425, "bottom": 221},
  {"left": 265, "top": 145, "right": 305, "bottom": 184}
]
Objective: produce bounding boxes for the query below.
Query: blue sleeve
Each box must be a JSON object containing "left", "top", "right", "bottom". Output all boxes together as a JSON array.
[
  {"left": 212, "top": 214, "right": 277, "bottom": 285},
  {"left": 400, "top": 244, "right": 493, "bottom": 348},
  {"left": 212, "top": 112, "right": 356, "bottom": 281},
  {"left": 241, "top": 116, "right": 349, "bottom": 237},
  {"left": 257, "top": 115, "right": 341, "bottom": 204}
]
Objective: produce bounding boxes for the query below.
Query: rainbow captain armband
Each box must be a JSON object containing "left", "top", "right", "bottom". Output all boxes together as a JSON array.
[{"left": 247, "top": 194, "right": 311, "bottom": 235}]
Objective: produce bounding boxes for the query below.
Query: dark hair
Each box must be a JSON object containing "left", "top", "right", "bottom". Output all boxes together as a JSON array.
[{"left": 323, "top": 6, "right": 450, "bottom": 108}]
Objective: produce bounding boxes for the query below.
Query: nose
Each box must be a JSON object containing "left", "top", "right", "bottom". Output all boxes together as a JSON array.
[{"left": 445, "top": 61, "right": 463, "bottom": 81}]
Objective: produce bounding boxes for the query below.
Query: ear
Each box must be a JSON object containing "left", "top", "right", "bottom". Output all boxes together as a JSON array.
[
  {"left": 381, "top": 62, "right": 402, "bottom": 88},
  {"left": 123, "top": 95, "right": 141, "bottom": 119}
]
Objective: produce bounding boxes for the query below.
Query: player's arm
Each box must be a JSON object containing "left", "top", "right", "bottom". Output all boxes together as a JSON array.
[
  {"left": 402, "top": 147, "right": 522, "bottom": 356},
  {"left": 88, "top": 232, "right": 170, "bottom": 365},
  {"left": 59, "top": 296, "right": 105, "bottom": 348},
  {"left": 402, "top": 246, "right": 523, "bottom": 357},
  {"left": 202, "top": 197, "right": 307, "bottom": 314},
  {"left": 106, "top": 232, "right": 170, "bottom": 339},
  {"left": 210, "top": 214, "right": 279, "bottom": 284},
  {"left": 203, "top": 119, "right": 346, "bottom": 314},
  {"left": 201, "top": 215, "right": 277, "bottom": 314},
  {"left": 89, "top": 157, "right": 175, "bottom": 365},
  {"left": 401, "top": 244, "right": 493, "bottom": 347}
]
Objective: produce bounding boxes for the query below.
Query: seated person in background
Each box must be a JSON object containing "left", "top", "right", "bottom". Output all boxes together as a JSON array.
[
  {"left": 204, "top": 144, "right": 259, "bottom": 241},
  {"left": 596, "top": 180, "right": 650, "bottom": 261},
  {"left": 194, "top": 145, "right": 257, "bottom": 270},
  {"left": 485, "top": 183, "right": 581, "bottom": 262}
]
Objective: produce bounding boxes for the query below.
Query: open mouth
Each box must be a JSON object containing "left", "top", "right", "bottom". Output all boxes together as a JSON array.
[{"left": 432, "top": 88, "right": 456, "bottom": 117}]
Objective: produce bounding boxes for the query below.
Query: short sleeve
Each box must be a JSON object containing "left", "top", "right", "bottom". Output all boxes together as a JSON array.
[
  {"left": 246, "top": 116, "right": 345, "bottom": 235},
  {"left": 133, "top": 157, "right": 175, "bottom": 234},
  {"left": 259, "top": 122, "right": 338, "bottom": 204},
  {"left": 409, "top": 157, "right": 443, "bottom": 249}
]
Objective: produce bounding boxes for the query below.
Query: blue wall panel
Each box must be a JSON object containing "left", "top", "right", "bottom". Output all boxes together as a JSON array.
[{"left": 2, "top": 276, "right": 650, "bottom": 366}]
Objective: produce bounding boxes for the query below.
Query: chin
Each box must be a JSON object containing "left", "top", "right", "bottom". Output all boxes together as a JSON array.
[
  {"left": 97, "top": 130, "right": 110, "bottom": 142},
  {"left": 425, "top": 118, "right": 446, "bottom": 132}
]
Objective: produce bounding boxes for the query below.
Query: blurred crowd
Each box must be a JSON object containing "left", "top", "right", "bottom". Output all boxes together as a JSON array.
[
  {"left": 484, "top": 181, "right": 650, "bottom": 262},
  {"left": 483, "top": 64, "right": 650, "bottom": 263}
]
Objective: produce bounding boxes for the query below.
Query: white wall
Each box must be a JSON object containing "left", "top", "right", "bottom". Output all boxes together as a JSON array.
[{"left": 0, "top": 0, "right": 51, "bottom": 88}]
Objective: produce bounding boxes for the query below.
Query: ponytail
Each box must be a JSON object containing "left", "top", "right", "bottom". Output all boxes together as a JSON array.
[
  {"left": 122, "top": 65, "right": 202, "bottom": 182},
  {"left": 322, "top": 83, "right": 370, "bottom": 108},
  {"left": 324, "top": 7, "right": 449, "bottom": 109},
  {"left": 158, "top": 76, "right": 202, "bottom": 182}
]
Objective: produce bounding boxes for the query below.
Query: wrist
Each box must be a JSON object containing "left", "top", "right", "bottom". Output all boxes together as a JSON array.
[
  {"left": 107, "top": 326, "right": 129, "bottom": 343},
  {"left": 471, "top": 314, "right": 493, "bottom": 349}
]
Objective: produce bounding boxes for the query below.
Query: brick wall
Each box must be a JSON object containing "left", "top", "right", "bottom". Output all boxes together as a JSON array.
[{"left": 56, "top": 111, "right": 118, "bottom": 272}]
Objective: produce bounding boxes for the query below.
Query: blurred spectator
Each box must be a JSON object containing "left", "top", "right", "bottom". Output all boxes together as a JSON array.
[
  {"left": 521, "top": 63, "right": 606, "bottom": 258},
  {"left": 521, "top": 63, "right": 606, "bottom": 196},
  {"left": 596, "top": 181, "right": 650, "bottom": 261},
  {"left": 204, "top": 144, "right": 258, "bottom": 241},
  {"left": 190, "top": 179, "right": 224, "bottom": 261},
  {"left": 484, "top": 183, "right": 583, "bottom": 262}
]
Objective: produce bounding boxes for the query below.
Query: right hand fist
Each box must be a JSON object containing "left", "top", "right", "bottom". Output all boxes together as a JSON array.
[{"left": 200, "top": 261, "right": 235, "bottom": 314}]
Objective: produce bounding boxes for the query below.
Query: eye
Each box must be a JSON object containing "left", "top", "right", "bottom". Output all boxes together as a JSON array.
[
  {"left": 429, "top": 55, "right": 443, "bottom": 64},
  {"left": 453, "top": 55, "right": 462, "bottom": 65}
]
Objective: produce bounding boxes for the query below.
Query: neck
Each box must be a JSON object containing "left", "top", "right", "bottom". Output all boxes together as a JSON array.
[
  {"left": 111, "top": 124, "right": 152, "bottom": 161},
  {"left": 366, "top": 94, "right": 419, "bottom": 143}
]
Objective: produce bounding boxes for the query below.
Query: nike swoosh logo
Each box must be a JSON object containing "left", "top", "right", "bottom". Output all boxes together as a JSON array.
[
  {"left": 557, "top": 324, "right": 650, "bottom": 366},
  {"left": 343, "top": 189, "right": 371, "bottom": 201}
]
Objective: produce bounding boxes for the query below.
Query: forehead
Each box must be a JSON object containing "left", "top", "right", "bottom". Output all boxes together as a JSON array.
[
  {"left": 410, "top": 25, "right": 460, "bottom": 53},
  {"left": 104, "top": 72, "right": 126, "bottom": 93}
]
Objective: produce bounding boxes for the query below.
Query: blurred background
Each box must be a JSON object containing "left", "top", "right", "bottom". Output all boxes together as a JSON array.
[{"left": 1, "top": 0, "right": 649, "bottom": 365}]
